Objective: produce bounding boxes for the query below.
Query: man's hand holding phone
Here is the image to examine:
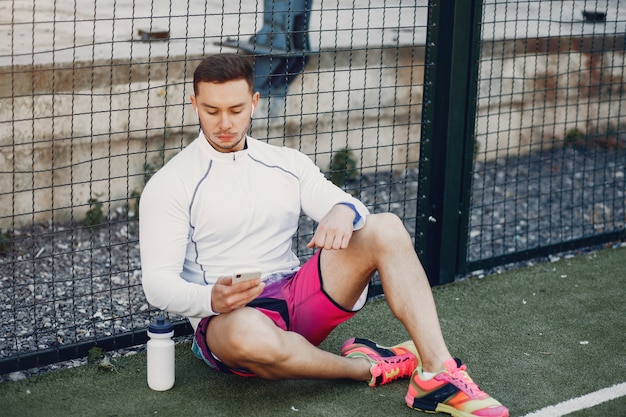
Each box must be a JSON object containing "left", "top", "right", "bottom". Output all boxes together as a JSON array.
[{"left": 211, "top": 270, "right": 264, "bottom": 313}]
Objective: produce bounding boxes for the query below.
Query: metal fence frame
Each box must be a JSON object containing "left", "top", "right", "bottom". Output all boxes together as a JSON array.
[{"left": 416, "top": 0, "right": 484, "bottom": 285}]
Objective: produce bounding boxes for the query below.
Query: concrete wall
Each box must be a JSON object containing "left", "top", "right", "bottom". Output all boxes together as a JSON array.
[
  {"left": 476, "top": 35, "right": 626, "bottom": 159},
  {"left": 0, "top": 47, "right": 425, "bottom": 228},
  {"left": 1, "top": 57, "right": 202, "bottom": 227},
  {"left": 1, "top": 35, "right": 624, "bottom": 229}
]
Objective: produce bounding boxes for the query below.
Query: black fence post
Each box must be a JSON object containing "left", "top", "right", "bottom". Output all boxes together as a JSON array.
[{"left": 416, "top": 0, "right": 483, "bottom": 285}]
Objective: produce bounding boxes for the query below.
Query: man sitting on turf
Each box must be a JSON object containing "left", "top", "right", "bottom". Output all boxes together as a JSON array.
[{"left": 139, "top": 53, "right": 508, "bottom": 417}]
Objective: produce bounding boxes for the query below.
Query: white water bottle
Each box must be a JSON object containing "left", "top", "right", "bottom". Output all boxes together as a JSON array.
[{"left": 147, "top": 317, "right": 175, "bottom": 391}]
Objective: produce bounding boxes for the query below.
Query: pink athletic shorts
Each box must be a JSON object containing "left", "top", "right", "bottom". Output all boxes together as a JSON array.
[{"left": 191, "top": 250, "right": 368, "bottom": 376}]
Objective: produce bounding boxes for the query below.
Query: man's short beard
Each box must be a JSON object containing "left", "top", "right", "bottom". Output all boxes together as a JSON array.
[{"left": 200, "top": 124, "right": 249, "bottom": 152}]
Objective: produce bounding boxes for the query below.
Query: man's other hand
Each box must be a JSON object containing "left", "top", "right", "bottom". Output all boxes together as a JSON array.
[{"left": 307, "top": 203, "right": 356, "bottom": 250}]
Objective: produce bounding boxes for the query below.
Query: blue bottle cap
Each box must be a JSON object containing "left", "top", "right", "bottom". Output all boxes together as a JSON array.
[{"left": 148, "top": 317, "right": 173, "bottom": 333}]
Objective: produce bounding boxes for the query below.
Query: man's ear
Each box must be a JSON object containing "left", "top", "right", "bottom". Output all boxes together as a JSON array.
[{"left": 190, "top": 95, "right": 197, "bottom": 114}]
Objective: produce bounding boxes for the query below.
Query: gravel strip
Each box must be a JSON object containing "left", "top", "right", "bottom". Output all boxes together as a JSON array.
[{"left": 1, "top": 145, "right": 624, "bottom": 381}]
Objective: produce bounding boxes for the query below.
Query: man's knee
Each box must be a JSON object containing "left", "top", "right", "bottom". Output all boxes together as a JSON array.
[
  {"left": 210, "top": 309, "right": 288, "bottom": 364},
  {"left": 364, "top": 213, "right": 410, "bottom": 245}
]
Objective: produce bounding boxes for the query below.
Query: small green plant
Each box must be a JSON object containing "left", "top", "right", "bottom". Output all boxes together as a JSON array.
[
  {"left": 329, "top": 147, "right": 359, "bottom": 187},
  {"left": 88, "top": 346, "right": 104, "bottom": 363},
  {"left": 128, "top": 189, "right": 142, "bottom": 219},
  {"left": 143, "top": 143, "right": 169, "bottom": 185},
  {"left": 96, "top": 355, "right": 119, "bottom": 373},
  {"left": 143, "top": 159, "right": 159, "bottom": 186},
  {"left": 565, "top": 127, "right": 586, "bottom": 146},
  {"left": 88, "top": 346, "right": 118, "bottom": 373},
  {"left": 84, "top": 194, "right": 106, "bottom": 227},
  {"left": 473, "top": 137, "right": 481, "bottom": 159},
  {"left": 121, "top": 189, "right": 142, "bottom": 220},
  {"left": 0, "top": 230, "right": 12, "bottom": 255}
]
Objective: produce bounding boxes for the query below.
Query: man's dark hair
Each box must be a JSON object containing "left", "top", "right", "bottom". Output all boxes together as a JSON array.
[{"left": 193, "top": 54, "right": 254, "bottom": 95}]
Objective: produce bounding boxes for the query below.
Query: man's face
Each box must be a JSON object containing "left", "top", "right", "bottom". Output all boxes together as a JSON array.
[{"left": 191, "top": 79, "right": 259, "bottom": 153}]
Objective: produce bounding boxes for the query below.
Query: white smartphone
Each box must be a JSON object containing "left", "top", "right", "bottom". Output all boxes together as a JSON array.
[{"left": 231, "top": 270, "right": 262, "bottom": 285}]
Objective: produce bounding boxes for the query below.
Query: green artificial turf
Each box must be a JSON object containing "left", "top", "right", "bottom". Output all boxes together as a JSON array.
[{"left": 1, "top": 246, "right": 625, "bottom": 417}]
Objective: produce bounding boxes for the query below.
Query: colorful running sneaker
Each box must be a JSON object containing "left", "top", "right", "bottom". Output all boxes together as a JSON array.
[
  {"left": 341, "top": 337, "right": 420, "bottom": 387},
  {"left": 406, "top": 358, "right": 509, "bottom": 417}
]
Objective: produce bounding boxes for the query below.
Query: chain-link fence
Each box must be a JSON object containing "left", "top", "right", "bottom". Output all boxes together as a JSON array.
[
  {"left": 1, "top": 0, "right": 624, "bottom": 374},
  {"left": 467, "top": 0, "right": 625, "bottom": 272},
  {"left": 414, "top": 0, "right": 625, "bottom": 283}
]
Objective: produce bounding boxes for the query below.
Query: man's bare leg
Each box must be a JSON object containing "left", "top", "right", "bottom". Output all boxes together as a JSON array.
[
  {"left": 206, "top": 212, "right": 449, "bottom": 378},
  {"left": 206, "top": 307, "right": 372, "bottom": 381},
  {"left": 320, "top": 213, "right": 452, "bottom": 373},
  {"left": 320, "top": 213, "right": 508, "bottom": 415}
]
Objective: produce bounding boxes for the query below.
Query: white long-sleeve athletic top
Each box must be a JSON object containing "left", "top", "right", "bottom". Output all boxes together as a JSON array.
[{"left": 139, "top": 132, "right": 369, "bottom": 328}]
